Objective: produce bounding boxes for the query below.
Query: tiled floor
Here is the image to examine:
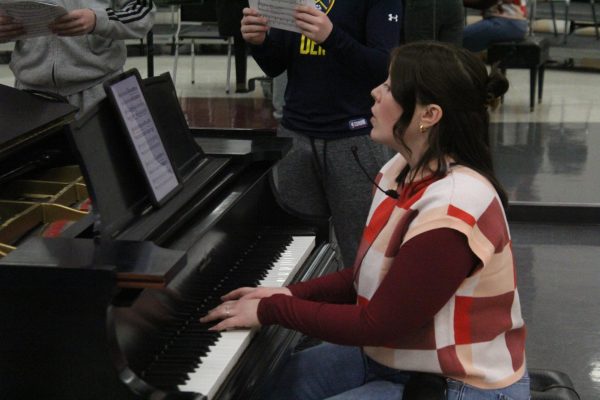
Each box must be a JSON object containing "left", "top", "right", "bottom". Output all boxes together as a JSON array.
[{"left": 2, "top": 50, "right": 600, "bottom": 398}]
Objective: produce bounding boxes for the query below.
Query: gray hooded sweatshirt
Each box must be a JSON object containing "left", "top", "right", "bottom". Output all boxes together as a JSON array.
[{"left": 9, "top": 0, "right": 154, "bottom": 96}]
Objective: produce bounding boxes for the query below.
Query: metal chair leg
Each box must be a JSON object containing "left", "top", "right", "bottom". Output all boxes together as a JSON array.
[
  {"left": 529, "top": 0, "right": 537, "bottom": 36},
  {"left": 538, "top": 65, "right": 545, "bottom": 104},
  {"left": 191, "top": 39, "right": 196, "bottom": 85},
  {"left": 563, "top": 0, "right": 570, "bottom": 44},
  {"left": 550, "top": 1, "right": 558, "bottom": 36},
  {"left": 591, "top": 0, "right": 600, "bottom": 39},
  {"left": 225, "top": 37, "right": 232, "bottom": 94},
  {"left": 173, "top": 39, "right": 179, "bottom": 84},
  {"left": 500, "top": 67, "right": 507, "bottom": 104},
  {"left": 172, "top": 5, "right": 181, "bottom": 84},
  {"left": 530, "top": 67, "right": 538, "bottom": 111}
]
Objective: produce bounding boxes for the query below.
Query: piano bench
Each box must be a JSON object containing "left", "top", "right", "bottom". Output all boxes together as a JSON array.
[
  {"left": 487, "top": 36, "right": 550, "bottom": 112},
  {"left": 530, "top": 369, "right": 580, "bottom": 400},
  {"left": 401, "top": 369, "right": 580, "bottom": 400}
]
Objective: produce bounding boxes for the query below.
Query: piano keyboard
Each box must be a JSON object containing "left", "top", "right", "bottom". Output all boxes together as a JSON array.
[
  {"left": 140, "top": 234, "right": 315, "bottom": 398},
  {"left": 178, "top": 235, "right": 315, "bottom": 398}
]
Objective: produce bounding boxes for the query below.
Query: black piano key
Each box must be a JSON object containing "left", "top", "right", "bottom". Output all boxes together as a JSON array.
[
  {"left": 146, "top": 359, "right": 200, "bottom": 369},
  {"left": 145, "top": 366, "right": 197, "bottom": 376},
  {"left": 144, "top": 375, "right": 187, "bottom": 388},
  {"left": 146, "top": 359, "right": 201, "bottom": 372},
  {"left": 153, "top": 353, "right": 203, "bottom": 362},
  {"left": 170, "top": 331, "right": 216, "bottom": 340}
]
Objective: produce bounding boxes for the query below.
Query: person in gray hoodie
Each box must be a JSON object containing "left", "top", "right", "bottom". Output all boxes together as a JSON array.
[{"left": 0, "top": 0, "right": 154, "bottom": 115}]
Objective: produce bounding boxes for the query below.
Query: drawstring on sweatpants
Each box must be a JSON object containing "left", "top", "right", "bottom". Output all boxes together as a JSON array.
[
  {"left": 309, "top": 137, "right": 331, "bottom": 215},
  {"left": 309, "top": 137, "right": 329, "bottom": 187}
]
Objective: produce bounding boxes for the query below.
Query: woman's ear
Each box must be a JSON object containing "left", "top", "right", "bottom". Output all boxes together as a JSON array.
[{"left": 420, "top": 104, "right": 443, "bottom": 129}]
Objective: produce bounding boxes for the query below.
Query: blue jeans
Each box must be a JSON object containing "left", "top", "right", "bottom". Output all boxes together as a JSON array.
[
  {"left": 463, "top": 17, "right": 529, "bottom": 52},
  {"left": 264, "top": 343, "right": 531, "bottom": 400},
  {"left": 447, "top": 374, "right": 531, "bottom": 400}
]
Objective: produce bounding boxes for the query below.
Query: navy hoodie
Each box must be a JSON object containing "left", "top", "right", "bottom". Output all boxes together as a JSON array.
[{"left": 251, "top": 0, "right": 403, "bottom": 139}]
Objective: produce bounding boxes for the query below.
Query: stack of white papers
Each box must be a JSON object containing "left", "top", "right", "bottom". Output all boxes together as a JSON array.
[
  {"left": 0, "top": 0, "right": 67, "bottom": 40},
  {"left": 248, "top": 0, "right": 313, "bottom": 33}
]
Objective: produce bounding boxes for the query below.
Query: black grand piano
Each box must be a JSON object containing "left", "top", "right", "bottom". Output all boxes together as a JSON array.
[{"left": 0, "top": 74, "right": 340, "bottom": 400}]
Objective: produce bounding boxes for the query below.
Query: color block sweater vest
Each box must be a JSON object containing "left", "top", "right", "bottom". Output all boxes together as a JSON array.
[{"left": 354, "top": 154, "right": 526, "bottom": 389}]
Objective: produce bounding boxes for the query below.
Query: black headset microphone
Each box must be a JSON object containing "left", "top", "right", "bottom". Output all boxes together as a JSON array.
[{"left": 350, "top": 146, "right": 398, "bottom": 199}]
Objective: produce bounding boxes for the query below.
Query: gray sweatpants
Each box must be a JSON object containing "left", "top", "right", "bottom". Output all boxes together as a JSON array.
[{"left": 272, "top": 126, "right": 393, "bottom": 266}]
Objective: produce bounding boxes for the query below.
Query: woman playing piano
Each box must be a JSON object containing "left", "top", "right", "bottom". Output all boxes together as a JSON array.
[{"left": 201, "top": 41, "right": 530, "bottom": 400}]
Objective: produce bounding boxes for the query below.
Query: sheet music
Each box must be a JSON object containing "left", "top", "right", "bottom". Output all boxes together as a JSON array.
[
  {"left": 248, "top": 0, "right": 313, "bottom": 33},
  {"left": 108, "top": 75, "right": 179, "bottom": 204},
  {"left": 0, "top": 1, "right": 67, "bottom": 40}
]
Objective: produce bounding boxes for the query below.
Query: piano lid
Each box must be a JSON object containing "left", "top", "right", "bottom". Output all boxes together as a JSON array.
[{"left": 0, "top": 84, "right": 77, "bottom": 161}]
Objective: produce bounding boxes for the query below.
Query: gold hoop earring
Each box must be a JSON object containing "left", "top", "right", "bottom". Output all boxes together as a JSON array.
[{"left": 419, "top": 124, "right": 427, "bottom": 134}]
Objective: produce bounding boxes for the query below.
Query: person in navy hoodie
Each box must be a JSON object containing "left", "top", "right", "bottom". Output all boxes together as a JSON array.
[{"left": 241, "top": 0, "right": 402, "bottom": 267}]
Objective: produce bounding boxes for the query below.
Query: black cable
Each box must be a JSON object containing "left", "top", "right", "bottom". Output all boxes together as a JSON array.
[{"left": 350, "top": 146, "right": 398, "bottom": 199}]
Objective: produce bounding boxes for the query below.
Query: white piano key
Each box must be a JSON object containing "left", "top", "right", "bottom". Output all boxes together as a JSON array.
[{"left": 178, "top": 235, "right": 316, "bottom": 398}]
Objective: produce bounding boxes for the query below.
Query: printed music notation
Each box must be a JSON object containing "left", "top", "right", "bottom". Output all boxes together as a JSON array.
[
  {"left": 248, "top": 0, "right": 313, "bottom": 33},
  {"left": 109, "top": 75, "right": 179, "bottom": 203},
  {"left": 0, "top": 1, "right": 67, "bottom": 40}
]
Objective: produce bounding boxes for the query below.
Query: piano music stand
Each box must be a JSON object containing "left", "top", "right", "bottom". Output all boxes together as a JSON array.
[
  {"left": 103, "top": 69, "right": 182, "bottom": 207},
  {"left": 142, "top": 72, "right": 207, "bottom": 180}
]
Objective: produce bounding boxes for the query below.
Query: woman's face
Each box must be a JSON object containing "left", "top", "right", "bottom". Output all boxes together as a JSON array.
[
  {"left": 370, "top": 77, "right": 429, "bottom": 165},
  {"left": 370, "top": 78, "right": 404, "bottom": 151}
]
